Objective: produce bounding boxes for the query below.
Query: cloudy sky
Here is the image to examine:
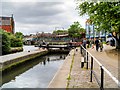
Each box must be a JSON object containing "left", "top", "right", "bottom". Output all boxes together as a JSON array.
[{"left": 1, "top": 0, "right": 88, "bottom": 35}]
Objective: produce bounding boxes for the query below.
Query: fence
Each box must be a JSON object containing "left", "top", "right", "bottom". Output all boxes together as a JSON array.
[{"left": 80, "top": 45, "right": 120, "bottom": 90}]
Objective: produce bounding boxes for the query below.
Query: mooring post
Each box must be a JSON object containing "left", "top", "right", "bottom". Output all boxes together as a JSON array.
[{"left": 90, "top": 57, "right": 93, "bottom": 82}]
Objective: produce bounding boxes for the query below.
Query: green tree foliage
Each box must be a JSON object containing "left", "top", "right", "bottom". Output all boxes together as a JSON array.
[
  {"left": 15, "top": 32, "right": 23, "bottom": 39},
  {"left": 68, "top": 21, "right": 85, "bottom": 38},
  {"left": 76, "top": 1, "right": 120, "bottom": 48},
  {"left": 53, "top": 30, "right": 68, "bottom": 35},
  {"left": 7, "top": 32, "right": 23, "bottom": 47},
  {"left": 14, "top": 32, "right": 23, "bottom": 47}
]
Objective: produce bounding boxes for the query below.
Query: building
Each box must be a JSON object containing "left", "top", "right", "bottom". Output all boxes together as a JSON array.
[
  {"left": 23, "top": 32, "right": 71, "bottom": 45},
  {"left": 85, "top": 19, "right": 107, "bottom": 40},
  {"left": 0, "top": 15, "right": 15, "bottom": 34}
]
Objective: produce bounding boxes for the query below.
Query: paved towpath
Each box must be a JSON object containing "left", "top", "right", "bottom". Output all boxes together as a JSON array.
[{"left": 87, "top": 44, "right": 119, "bottom": 88}]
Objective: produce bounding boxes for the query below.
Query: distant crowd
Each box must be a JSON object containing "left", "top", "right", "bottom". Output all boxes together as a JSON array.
[{"left": 82, "top": 37, "right": 115, "bottom": 52}]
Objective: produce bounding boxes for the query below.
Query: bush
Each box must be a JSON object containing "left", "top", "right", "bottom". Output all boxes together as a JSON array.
[
  {"left": 9, "top": 47, "right": 23, "bottom": 53},
  {"left": 11, "top": 38, "right": 23, "bottom": 47},
  {"left": 1, "top": 32, "right": 11, "bottom": 55},
  {"left": 0, "top": 29, "right": 23, "bottom": 55}
]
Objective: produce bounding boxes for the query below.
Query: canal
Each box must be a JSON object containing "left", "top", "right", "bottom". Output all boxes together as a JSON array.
[{"left": 1, "top": 46, "right": 68, "bottom": 88}]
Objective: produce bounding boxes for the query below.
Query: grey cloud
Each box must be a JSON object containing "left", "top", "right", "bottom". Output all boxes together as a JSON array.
[
  {"left": 2, "top": 2, "right": 65, "bottom": 24},
  {"left": 1, "top": 1, "right": 85, "bottom": 35}
]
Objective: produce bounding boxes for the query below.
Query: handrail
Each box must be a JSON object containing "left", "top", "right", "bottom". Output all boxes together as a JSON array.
[{"left": 80, "top": 45, "right": 120, "bottom": 88}]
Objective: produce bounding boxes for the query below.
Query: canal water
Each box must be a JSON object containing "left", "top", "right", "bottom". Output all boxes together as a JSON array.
[{"left": 1, "top": 46, "right": 68, "bottom": 88}]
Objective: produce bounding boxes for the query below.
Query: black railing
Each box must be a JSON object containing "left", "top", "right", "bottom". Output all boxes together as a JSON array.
[{"left": 80, "top": 45, "right": 120, "bottom": 90}]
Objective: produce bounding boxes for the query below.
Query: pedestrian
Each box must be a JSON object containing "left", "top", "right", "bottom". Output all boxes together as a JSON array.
[
  {"left": 82, "top": 38, "right": 87, "bottom": 49},
  {"left": 112, "top": 38, "right": 115, "bottom": 47},
  {"left": 110, "top": 39, "right": 113, "bottom": 46},
  {"left": 99, "top": 39, "right": 103, "bottom": 52},
  {"left": 95, "top": 38, "right": 99, "bottom": 51},
  {"left": 90, "top": 38, "right": 94, "bottom": 48},
  {"left": 86, "top": 38, "right": 90, "bottom": 48},
  {"left": 111, "top": 38, "right": 115, "bottom": 47}
]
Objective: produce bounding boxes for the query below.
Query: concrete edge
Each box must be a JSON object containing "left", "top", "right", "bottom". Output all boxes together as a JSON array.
[
  {"left": 0, "top": 50, "right": 48, "bottom": 71},
  {"left": 47, "top": 49, "right": 74, "bottom": 88}
]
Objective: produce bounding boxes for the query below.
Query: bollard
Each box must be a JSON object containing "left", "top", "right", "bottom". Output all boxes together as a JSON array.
[
  {"left": 81, "top": 57, "right": 84, "bottom": 68},
  {"left": 76, "top": 48, "right": 78, "bottom": 51}
]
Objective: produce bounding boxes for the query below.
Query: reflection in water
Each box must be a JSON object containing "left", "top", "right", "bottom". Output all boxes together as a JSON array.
[
  {"left": 1, "top": 54, "right": 67, "bottom": 88},
  {"left": 47, "top": 57, "right": 50, "bottom": 62},
  {"left": 2, "top": 57, "right": 46, "bottom": 86},
  {"left": 43, "top": 59, "right": 46, "bottom": 65}
]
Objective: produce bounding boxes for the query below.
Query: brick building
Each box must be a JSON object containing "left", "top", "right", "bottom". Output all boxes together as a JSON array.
[{"left": 0, "top": 15, "right": 15, "bottom": 34}]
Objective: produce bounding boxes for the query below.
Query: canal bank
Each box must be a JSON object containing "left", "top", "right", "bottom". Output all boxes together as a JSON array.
[
  {"left": 0, "top": 49, "right": 48, "bottom": 71},
  {"left": 1, "top": 53, "right": 67, "bottom": 88}
]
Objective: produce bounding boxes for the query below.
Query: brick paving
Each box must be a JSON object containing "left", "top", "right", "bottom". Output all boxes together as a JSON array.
[{"left": 68, "top": 48, "right": 99, "bottom": 88}]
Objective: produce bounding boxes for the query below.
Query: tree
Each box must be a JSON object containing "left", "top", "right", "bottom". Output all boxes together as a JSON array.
[
  {"left": 53, "top": 30, "right": 68, "bottom": 35},
  {"left": 76, "top": 1, "right": 120, "bottom": 48},
  {"left": 15, "top": 32, "right": 23, "bottom": 39},
  {"left": 68, "top": 21, "right": 85, "bottom": 38}
]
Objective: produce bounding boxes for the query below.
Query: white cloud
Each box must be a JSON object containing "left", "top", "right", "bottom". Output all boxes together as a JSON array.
[{"left": 1, "top": 0, "right": 87, "bottom": 35}]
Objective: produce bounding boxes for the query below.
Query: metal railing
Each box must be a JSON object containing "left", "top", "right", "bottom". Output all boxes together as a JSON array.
[{"left": 80, "top": 45, "right": 120, "bottom": 90}]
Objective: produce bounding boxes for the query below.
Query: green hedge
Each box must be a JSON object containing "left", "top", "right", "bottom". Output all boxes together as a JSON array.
[
  {"left": 1, "top": 32, "right": 11, "bottom": 55},
  {"left": 0, "top": 29, "right": 23, "bottom": 55}
]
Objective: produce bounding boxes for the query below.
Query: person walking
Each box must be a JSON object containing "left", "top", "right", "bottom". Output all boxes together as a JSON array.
[
  {"left": 90, "top": 38, "right": 94, "bottom": 48},
  {"left": 99, "top": 39, "right": 103, "bottom": 52},
  {"left": 86, "top": 38, "right": 90, "bottom": 48},
  {"left": 95, "top": 38, "right": 99, "bottom": 51},
  {"left": 82, "top": 38, "right": 87, "bottom": 49}
]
